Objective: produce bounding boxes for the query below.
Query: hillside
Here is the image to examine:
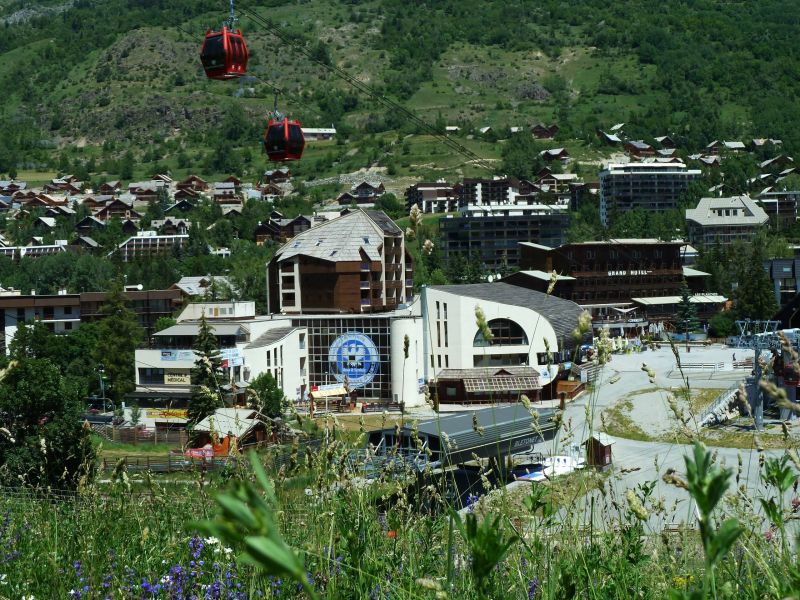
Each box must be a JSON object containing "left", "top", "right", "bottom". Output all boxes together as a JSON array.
[{"left": 2, "top": 0, "right": 800, "bottom": 187}]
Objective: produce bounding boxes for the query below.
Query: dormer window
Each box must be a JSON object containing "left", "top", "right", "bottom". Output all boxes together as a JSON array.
[
  {"left": 315, "top": 239, "right": 324, "bottom": 246},
  {"left": 363, "top": 237, "right": 370, "bottom": 244}
]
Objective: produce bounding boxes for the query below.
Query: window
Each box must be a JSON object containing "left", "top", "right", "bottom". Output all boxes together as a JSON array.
[
  {"left": 437, "top": 355, "right": 442, "bottom": 368},
  {"left": 445, "top": 355, "right": 449, "bottom": 367},
  {"left": 64, "top": 322, "right": 73, "bottom": 331},
  {"left": 266, "top": 352, "right": 271, "bottom": 367},
  {"left": 444, "top": 322, "right": 449, "bottom": 347},
  {"left": 473, "top": 319, "right": 529, "bottom": 346},
  {"left": 443, "top": 303, "right": 448, "bottom": 319},
  {"left": 436, "top": 322, "right": 441, "bottom": 347},
  {"left": 435, "top": 301, "right": 440, "bottom": 320},
  {"left": 16, "top": 308, "right": 24, "bottom": 323},
  {"left": 446, "top": 387, "right": 457, "bottom": 397},
  {"left": 64, "top": 306, "right": 73, "bottom": 315}
]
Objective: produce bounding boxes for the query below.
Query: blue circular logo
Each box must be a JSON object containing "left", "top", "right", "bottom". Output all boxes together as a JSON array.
[{"left": 329, "top": 332, "right": 380, "bottom": 389}]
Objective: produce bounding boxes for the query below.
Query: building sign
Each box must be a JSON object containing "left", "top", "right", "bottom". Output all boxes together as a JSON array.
[
  {"left": 165, "top": 370, "right": 191, "bottom": 385},
  {"left": 220, "top": 348, "right": 243, "bottom": 368},
  {"left": 145, "top": 409, "right": 188, "bottom": 419},
  {"left": 160, "top": 350, "right": 194, "bottom": 362},
  {"left": 328, "top": 332, "right": 380, "bottom": 389}
]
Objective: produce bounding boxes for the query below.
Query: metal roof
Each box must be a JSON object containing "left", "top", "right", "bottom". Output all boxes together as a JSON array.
[
  {"left": 411, "top": 404, "right": 556, "bottom": 453},
  {"left": 273, "top": 209, "right": 399, "bottom": 263},
  {"left": 429, "top": 282, "right": 585, "bottom": 347},
  {"left": 686, "top": 195, "right": 769, "bottom": 227},
  {"left": 246, "top": 327, "right": 297, "bottom": 349},
  {"left": 512, "top": 270, "right": 577, "bottom": 282},
  {"left": 631, "top": 294, "right": 727, "bottom": 306},
  {"left": 154, "top": 323, "right": 247, "bottom": 337}
]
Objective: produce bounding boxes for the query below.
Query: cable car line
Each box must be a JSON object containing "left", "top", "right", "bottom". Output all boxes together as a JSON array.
[{"left": 237, "top": 6, "right": 496, "bottom": 173}]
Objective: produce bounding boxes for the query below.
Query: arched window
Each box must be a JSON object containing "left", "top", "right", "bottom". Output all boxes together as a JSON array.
[{"left": 473, "top": 318, "right": 529, "bottom": 347}]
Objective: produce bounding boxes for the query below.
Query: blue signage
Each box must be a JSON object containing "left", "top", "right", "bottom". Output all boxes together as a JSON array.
[{"left": 328, "top": 332, "right": 380, "bottom": 389}]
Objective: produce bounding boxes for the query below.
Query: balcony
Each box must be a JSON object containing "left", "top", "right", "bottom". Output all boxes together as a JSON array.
[
  {"left": 360, "top": 262, "right": 370, "bottom": 271},
  {"left": 360, "top": 281, "right": 370, "bottom": 289},
  {"left": 361, "top": 298, "right": 371, "bottom": 306}
]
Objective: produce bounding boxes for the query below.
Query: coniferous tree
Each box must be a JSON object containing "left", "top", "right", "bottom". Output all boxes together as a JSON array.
[
  {"left": 189, "top": 313, "right": 223, "bottom": 425},
  {"left": 95, "top": 278, "right": 142, "bottom": 405},
  {"left": 735, "top": 241, "right": 779, "bottom": 320},
  {"left": 675, "top": 281, "right": 700, "bottom": 348}
]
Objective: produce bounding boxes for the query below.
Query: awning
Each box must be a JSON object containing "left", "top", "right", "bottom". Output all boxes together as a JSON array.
[
  {"left": 463, "top": 376, "right": 541, "bottom": 393},
  {"left": 612, "top": 307, "right": 638, "bottom": 314},
  {"left": 309, "top": 387, "right": 348, "bottom": 399}
]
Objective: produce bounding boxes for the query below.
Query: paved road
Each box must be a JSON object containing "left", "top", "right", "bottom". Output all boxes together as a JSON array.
[{"left": 525, "top": 345, "right": 787, "bottom": 529}]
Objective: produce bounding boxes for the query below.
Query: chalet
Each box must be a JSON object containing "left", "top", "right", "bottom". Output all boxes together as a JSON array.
[
  {"left": 699, "top": 155, "right": 722, "bottom": 168},
  {"left": 0, "top": 181, "right": 26, "bottom": 194},
  {"left": 262, "top": 168, "right": 291, "bottom": 184},
  {"left": 151, "top": 174, "right": 173, "bottom": 184},
  {"left": 656, "top": 148, "right": 677, "bottom": 158},
  {"left": 509, "top": 126, "right": 523, "bottom": 134},
  {"left": 99, "top": 181, "right": 121, "bottom": 195},
  {"left": 213, "top": 182, "right": 239, "bottom": 204},
  {"left": 352, "top": 180, "right": 385, "bottom": 201},
  {"left": 174, "top": 187, "right": 201, "bottom": 201},
  {"left": 597, "top": 130, "right": 622, "bottom": 145},
  {"left": 609, "top": 122, "right": 625, "bottom": 132},
  {"left": 540, "top": 148, "right": 570, "bottom": 162},
  {"left": 45, "top": 179, "right": 82, "bottom": 194},
  {"left": 0, "top": 197, "right": 11, "bottom": 212},
  {"left": 45, "top": 205, "right": 76, "bottom": 218},
  {"left": 254, "top": 221, "right": 280, "bottom": 245},
  {"left": 624, "top": 140, "right": 655, "bottom": 158},
  {"left": 222, "top": 206, "right": 242, "bottom": 218},
  {"left": 707, "top": 140, "right": 745, "bottom": 155},
  {"left": 121, "top": 219, "right": 139, "bottom": 235},
  {"left": 74, "top": 236, "right": 100, "bottom": 251},
  {"left": 171, "top": 275, "right": 237, "bottom": 298},
  {"left": 531, "top": 123, "right": 559, "bottom": 139},
  {"left": 150, "top": 218, "right": 190, "bottom": 236},
  {"left": 177, "top": 175, "right": 209, "bottom": 192},
  {"left": 75, "top": 216, "right": 107, "bottom": 235},
  {"left": 750, "top": 138, "right": 783, "bottom": 151},
  {"left": 95, "top": 199, "right": 139, "bottom": 221},
  {"left": 259, "top": 183, "right": 283, "bottom": 199},
  {"left": 273, "top": 215, "right": 312, "bottom": 240},
  {"left": 337, "top": 191, "right": 357, "bottom": 206},
  {"left": 479, "top": 126, "right": 492, "bottom": 135},
  {"left": 760, "top": 155, "right": 794, "bottom": 172},
  {"left": 654, "top": 136, "right": 676, "bottom": 149},
  {"left": 223, "top": 175, "right": 242, "bottom": 190},
  {"left": 165, "top": 199, "right": 197, "bottom": 215},
  {"left": 128, "top": 181, "right": 160, "bottom": 203},
  {"left": 79, "top": 194, "right": 115, "bottom": 210},
  {"left": 270, "top": 210, "right": 285, "bottom": 220},
  {"left": 33, "top": 217, "right": 57, "bottom": 232},
  {"left": 445, "top": 126, "right": 460, "bottom": 133}
]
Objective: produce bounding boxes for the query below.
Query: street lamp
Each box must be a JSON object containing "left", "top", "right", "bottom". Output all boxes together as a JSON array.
[{"left": 97, "top": 363, "right": 107, "bottom": 413}]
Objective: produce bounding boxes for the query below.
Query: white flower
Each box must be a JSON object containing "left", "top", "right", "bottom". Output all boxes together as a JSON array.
[
  {"left": 223, "top": 547, "right": 233, "bottom": 556},
  {"left": 204, "top": 536, "right": 220, "bottom": 546},
  {"left": 304, "top": 488, "right": 313, "bottom": 496},
  {"left": 39, "top": 438, "right": 46, "bottom": 455},
  {"left": 0, "top": 573, "right": 7, "bottom": 585},
  {"left": 0, "top": 427, "right": 14, "bottom": 443}
]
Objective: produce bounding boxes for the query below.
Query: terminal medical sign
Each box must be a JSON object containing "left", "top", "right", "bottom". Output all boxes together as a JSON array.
[{"left": 328, "top": 332, "right": 380, "bottom": 389}]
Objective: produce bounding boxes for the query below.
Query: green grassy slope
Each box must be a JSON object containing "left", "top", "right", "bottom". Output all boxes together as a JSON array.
[{"left": 1, "top": 0, "right": 800, "bottom": 186}]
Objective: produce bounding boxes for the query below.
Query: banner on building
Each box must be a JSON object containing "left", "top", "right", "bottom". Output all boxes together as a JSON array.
[{"left": 145, "top": 409, "right": 188, "bottom": 419}]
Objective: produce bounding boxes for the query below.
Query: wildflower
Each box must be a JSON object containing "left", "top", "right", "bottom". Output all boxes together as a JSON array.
[
  {"left": 387, "top": 530, "right": 397, "bottom": 539},
  {"left": 39, "top": 438, "right": 46, "bottom": 455},
  {"left": 0, "top": 427, "right": 14, "bottom": 443},
  {"left": 528, "top": 577, "right": 539, "bottom": 598},
  {"left": 546, "top": 270, "right": 558, "bottom": 295},
  {"left": 422, "top": 239, "right": 435, "bottom": 256}
]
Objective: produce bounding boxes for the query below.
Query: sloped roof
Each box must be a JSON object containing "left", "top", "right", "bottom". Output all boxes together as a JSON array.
[
  {"left": 686, "top": 195, "right": 769, "bottom": 227},
  {"left": 193, "top": 408, "right": 265, "bottom": 437},
  {"left": 273, "top": 209, "right": 398, "bottom": 263},
  {"left": 246, "top": 326, "right": 297, "bottom": 349},
  {"left": 429, "top": 282, "right": 585, "bottom": 346}
]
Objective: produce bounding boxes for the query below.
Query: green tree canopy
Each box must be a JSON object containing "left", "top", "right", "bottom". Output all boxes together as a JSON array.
[
  {"left": 0, "top": 358, "right": 96, "bottom": 489},
  {"left": 189, "top": 313, "right": 223, "bottom": 426},
  {"left": 94, "top": 279, "right": 142, "bottom": 404},
  {"left": 735, "top": 240, "right": 779, "bottom": 320},
  {"left": 248, "top": 372, "right": 285, "bottom": 419}
]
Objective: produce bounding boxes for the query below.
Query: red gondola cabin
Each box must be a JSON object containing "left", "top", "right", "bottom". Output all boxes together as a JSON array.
[
  {"left": 200, "top": 26, "right": 249, "bottom": 80},
  {"left": 263, "top": 118, "right": 305, "bottom": 162}
]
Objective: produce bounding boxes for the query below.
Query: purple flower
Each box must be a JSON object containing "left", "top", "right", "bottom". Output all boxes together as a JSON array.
[{"left": 528, "top": 577, "right": 539, "bottom": 599}]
